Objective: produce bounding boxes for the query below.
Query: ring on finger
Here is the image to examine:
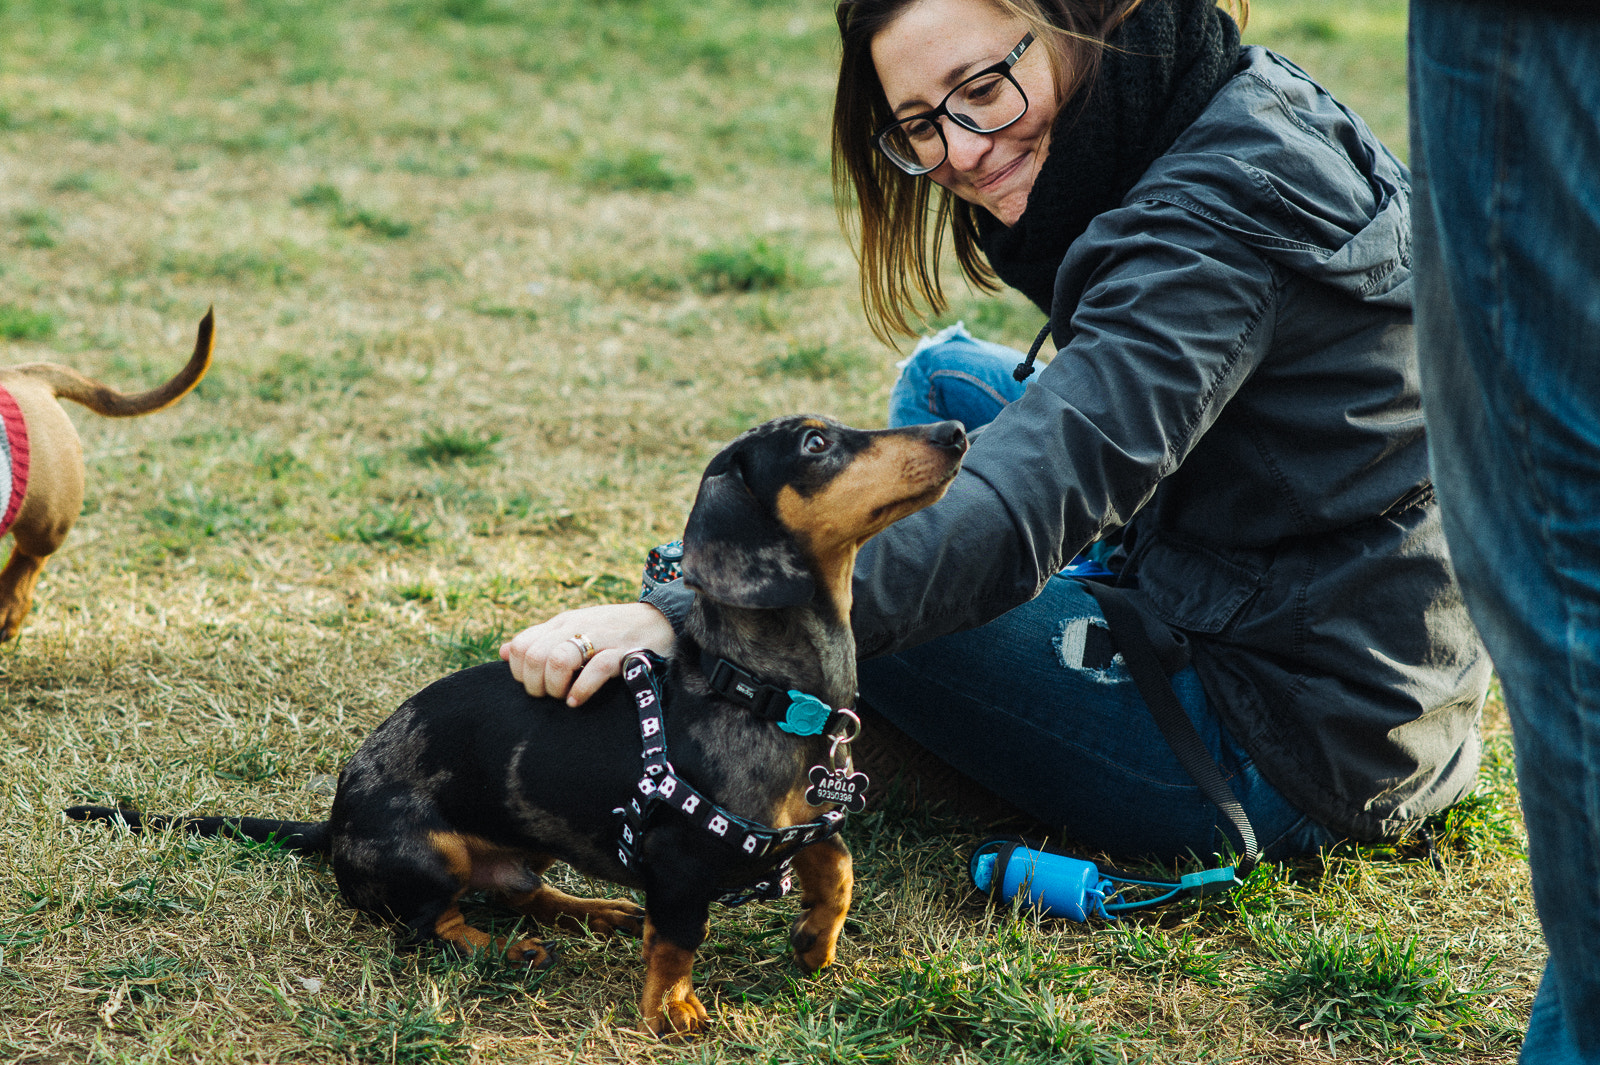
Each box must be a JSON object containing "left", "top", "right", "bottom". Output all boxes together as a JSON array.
[{"left": 567, "top": 634, "right": 596, "bottom": 662}]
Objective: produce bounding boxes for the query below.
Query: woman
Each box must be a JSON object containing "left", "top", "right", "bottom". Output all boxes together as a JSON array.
[{"left": 503, "top": 0, "right": 1489, "bottom": 863}]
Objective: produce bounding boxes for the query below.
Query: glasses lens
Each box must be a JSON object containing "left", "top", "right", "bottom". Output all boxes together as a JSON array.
[
  {"left": 878, "top": 118, "right": 944, "bottom": 175},
  {"left": 947, "top": 72, "right": 1026, "bottom": 134}
]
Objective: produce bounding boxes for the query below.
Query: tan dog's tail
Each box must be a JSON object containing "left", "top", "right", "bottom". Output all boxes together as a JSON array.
[{"left": 12, "top": 308, "right": 214, "bottom": 417}]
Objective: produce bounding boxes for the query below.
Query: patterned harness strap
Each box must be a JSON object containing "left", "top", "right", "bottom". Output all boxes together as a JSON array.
[{"left": 613, "top": 650, "right": 848, "bottom": 907}]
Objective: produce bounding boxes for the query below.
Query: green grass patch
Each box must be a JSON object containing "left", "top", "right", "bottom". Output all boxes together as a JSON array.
[
  {"left": 293, "top": 993, "right": 467, "bottom": 1065},
  {"left": 690, "top": 238, "right": 813, "bottom": 294},
  {"left": 253, "top": 348, "right": 373, "bottom": 402},
  {"left": 0, "top": 303, "right": 56, "bottom": 341},
  {"left": 580, "top": 149, "right": 692, "bottom": 193},
  {"left": 338, "top": 505, "right": 437, "bottom": 548},
  {"left": 145, "top": 486, "right": 263, "bottom": 549},
  {"left": 337, "top": 206, "right": 416, "bottom": 239},
  {"left": 1101, "top": 924, "right": 1227, "bottom": 988},
  {"left": 468, "top": 299, "right": 538, "bottom": 321},
  {"left": 15, "top": 207, "right": 61, "bottom": 249},
  {"left": 1254, "top": 925, "right": 1519, "bottom": 1050},
  {"left": 80, "top": 876, "right": 196, "bottom": 921},
  {"left": 759, "top": 341, "right": 868, "bottom": 380},
  {"left": 927, "top": 296, "right": 1049, "bottom": 351},
  {"left": 810, "top": 929, "right": 1120, "bottom": 1063},
  {"left": 159, "top": 246, "right": 312, "bottom": 286},
  {"left": 291, "top": 182, "right": 345, "bottom": 209},
  {"left": 407, "top": 427, "right": 502, "bottom": 465},
  {"left": 78, "top": 953, "right": 202, "bottom": 1007},
  {"left": 433, "top": 627, "right": 504, "bottom": 670},
  {"left": 293, "top": 183, "right": 416, "bottom": 237},
  {"left": 1287, "top": 16, "right": 1342, "bottom": 41},
  {"left": 209, "top": 745, "right": 287, "bottom": 783},
  {"left": 51, "top": 170, "right": 100, "bottom": 192}
]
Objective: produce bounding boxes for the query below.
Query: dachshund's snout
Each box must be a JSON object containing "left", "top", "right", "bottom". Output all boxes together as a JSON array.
[{"left": 925, "top": 419, "right": 968, "bottom": 454}]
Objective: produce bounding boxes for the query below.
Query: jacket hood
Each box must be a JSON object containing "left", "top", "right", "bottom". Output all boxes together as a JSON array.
[{"left": 1130, "top": 47, "right": 1412, "bottom": 307}]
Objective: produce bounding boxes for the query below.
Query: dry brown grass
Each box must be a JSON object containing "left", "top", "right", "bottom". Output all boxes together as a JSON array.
[{"left": 0, "top": 1, "right": 1538, "bottom": 1062}]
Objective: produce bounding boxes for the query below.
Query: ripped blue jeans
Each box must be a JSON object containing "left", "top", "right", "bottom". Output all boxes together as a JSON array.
[{"left": 860, "top": 324, "right": 1336, "bottom": 861}]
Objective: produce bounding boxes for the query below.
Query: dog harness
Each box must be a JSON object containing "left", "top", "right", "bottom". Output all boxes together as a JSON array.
[
  {"left": 0, "top": 384, "right": 30, "bottom": 538},
  {"left": 614, "top": 650, "right": 848, "bottom": 907}
]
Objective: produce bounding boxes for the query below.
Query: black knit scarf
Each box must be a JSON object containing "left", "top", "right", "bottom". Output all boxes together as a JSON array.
[{"left": 977, "top": 0, "right": 1242, "bottom": 313}]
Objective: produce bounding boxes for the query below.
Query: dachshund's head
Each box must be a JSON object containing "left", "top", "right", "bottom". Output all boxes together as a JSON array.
[{"left": 682, "top": 415, "right": 966, "bottom": 613}]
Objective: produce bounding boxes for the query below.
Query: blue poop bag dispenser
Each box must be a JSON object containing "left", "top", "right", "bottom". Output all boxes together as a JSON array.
[
  {"left": 970, "top": 840, "right": 1113, "bottom": 921},
  {"left": 970, "top": 838, "right": 1242, "bottom": 920}
]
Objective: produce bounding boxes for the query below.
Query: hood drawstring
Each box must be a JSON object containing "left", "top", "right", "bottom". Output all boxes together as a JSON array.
[{"left": 1013, "top": 321, "right": 1055, "bottom": 382}]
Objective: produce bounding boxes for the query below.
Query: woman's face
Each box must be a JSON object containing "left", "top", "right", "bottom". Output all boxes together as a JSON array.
[{"left": 871, "top": 0, "right": 1061, "bottom": 226}]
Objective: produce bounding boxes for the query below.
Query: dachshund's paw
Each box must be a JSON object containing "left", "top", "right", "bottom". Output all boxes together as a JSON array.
[
  {"left": 789, "top": 912, "right": 840, "bottom": 973},
  {"left": 645, "top": 992, "right": 709, "bottom": 1039},
  {"left": 505, "top": 938, "right": 556, "bottom": 969},
  {"left": 0, "top": 601, "right": 26, "bottom": 642},
  {"left": 583, "top": 898, "right": 646, "bottom": 938}
]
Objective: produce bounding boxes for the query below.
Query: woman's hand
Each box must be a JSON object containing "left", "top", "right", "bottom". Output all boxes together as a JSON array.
[{"left": 500, "top": 602, "right": 676, "bottom": 706}]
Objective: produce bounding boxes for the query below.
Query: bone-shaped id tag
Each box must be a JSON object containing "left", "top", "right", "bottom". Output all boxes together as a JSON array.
[{"left": 805, "top": 709, "right": 869, "bottom": 813}]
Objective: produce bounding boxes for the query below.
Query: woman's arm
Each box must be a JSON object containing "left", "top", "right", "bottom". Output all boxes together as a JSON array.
[{"left": 850, "top": 200, "right": 1280, "bottom": 658}]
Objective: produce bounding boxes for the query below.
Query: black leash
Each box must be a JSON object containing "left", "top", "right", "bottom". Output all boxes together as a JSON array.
[
  {"left": 968, "top": 583, "right": 1260, "bottom": 919},
  {"left": 1080, "top": 582, "right": 1259, "bottom": 880}
]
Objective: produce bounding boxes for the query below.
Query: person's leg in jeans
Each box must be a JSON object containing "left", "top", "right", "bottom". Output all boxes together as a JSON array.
[
  {"left": 888, "top": 322, "right": 1028, "bottom": 429},
  {"left": 858, "top": 575, "right": 1335, "bottom": 862},
  {"left": 1411, "top": 5, "right": 1600, "bottom": 1059}
]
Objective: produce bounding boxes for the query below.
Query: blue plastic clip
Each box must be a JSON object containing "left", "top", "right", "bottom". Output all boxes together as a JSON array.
[{"left": 1179, "top": 866, "right": 1241, "bottom": 896}]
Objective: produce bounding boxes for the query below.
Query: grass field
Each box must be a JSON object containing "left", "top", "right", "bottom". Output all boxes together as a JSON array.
[{"left": 0, "top": 1, "right": 1539, "bottom": 1062}]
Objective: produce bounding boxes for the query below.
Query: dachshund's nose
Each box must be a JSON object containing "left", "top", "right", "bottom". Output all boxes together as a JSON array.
[{"left": 928, "top": 419, "right": 968, "bottom": 454}]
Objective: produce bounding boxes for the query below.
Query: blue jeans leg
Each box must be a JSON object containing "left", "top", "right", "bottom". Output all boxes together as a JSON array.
[
  {"left": 1412, "top": 4, "right": 1600, "bottom": 1060},
  {"left": 857, "top": 575, "right": 1335, "bottom": 862},
  {"left": 888, "top": 322, "right": 1028, "bottom": 429}
]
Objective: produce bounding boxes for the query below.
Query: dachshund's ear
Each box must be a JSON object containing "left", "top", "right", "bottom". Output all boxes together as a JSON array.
[{"left": 681, "top": 460, "right": 814, "bottom": 609}]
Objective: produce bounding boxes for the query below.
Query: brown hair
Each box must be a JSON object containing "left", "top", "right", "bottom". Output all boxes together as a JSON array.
[{"left": 832, "top": 0, "right": 1242, "bottom": 345}]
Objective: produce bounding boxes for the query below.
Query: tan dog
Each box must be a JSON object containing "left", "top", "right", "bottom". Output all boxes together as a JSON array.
[{"left": 0, "top": 310, "right": 214, "bottom": 639}]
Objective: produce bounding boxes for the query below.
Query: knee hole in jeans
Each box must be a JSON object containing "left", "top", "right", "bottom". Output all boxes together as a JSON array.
[{"left": 1054, "top": 616, "right": 1121, "bottom": 678}]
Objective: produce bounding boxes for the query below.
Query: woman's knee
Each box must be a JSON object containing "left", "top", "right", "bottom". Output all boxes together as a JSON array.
[{"left": 889, "top": 327, "right": 1027, "bottom": 429}]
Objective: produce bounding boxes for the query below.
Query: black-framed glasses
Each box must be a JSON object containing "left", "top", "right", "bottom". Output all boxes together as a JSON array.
[{"left": 874, "top": 32, "right": 1034, "bottom": 176}]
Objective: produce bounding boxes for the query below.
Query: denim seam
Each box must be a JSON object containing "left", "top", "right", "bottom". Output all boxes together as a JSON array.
[{"left": 924, "top": 368, "right": 1012, "bottom": 415}]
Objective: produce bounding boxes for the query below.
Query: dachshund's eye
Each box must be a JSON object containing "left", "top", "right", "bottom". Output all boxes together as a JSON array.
[{"left": 800, "top": 429, "right": 830, "bottom": 455}]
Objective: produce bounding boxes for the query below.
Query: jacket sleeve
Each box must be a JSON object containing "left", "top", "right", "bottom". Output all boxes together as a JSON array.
[{"left": 851, "top": 200, "right": 1281, "bottom": 659}]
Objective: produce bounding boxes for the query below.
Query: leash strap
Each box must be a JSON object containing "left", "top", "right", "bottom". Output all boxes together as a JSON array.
[
  {"left": 1080, "top": 582, "right": 1258, "bottom": 882},
  {"left": 613, "top": 651, "right": 847, "bottom": 907}
]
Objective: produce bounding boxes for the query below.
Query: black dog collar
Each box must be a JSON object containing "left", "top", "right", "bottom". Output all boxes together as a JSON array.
[{"left": 701, "top": 654, "right": 838, "bottom": 736}]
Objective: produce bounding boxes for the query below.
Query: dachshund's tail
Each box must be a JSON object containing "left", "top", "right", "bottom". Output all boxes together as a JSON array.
[
  {"left": 14, "top": 308, "right": 213, "bottom": 417},
  {"left": 64, "top": 802, "right": 330, "bottom": 856}
]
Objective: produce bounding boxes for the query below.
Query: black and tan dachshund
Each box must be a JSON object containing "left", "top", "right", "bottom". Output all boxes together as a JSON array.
[{"left": 67, "top": 414, "right": 967, "bottom": 1037}]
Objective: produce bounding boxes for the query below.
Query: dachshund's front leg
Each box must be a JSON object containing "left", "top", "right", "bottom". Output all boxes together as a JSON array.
[
  {"left": 788, "top": 835, "right": 853, "bottom": 972},
  {"left": 638, "top": 886, "right": 711, "bottom": 1038}
]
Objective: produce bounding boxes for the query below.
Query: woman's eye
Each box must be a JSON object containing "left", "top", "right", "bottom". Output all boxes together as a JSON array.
[
  {"left": 801, "top": 430, "right": 830, "bottom": 455},
  {"left": 962, "top": 77, "right": 1001, "bottom": 103}
]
